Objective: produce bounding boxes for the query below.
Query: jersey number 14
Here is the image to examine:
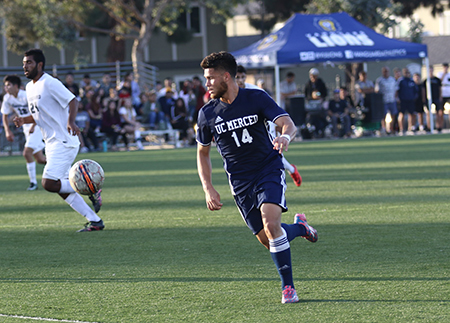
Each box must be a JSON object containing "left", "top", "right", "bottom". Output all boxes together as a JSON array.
[{"left": 231, "top": 129, "right": 253, "bottom": 147}]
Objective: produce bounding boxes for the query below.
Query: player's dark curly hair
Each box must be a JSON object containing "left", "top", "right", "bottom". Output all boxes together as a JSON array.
[
  {"left": 200, "top": 51, "right": 237, "bottom": 78},
  {"left": 3, "top": 75, "right": 21, "bottom": 88},
  {"left": 24, "top": 48, "right": 46, "bottom": 70}
]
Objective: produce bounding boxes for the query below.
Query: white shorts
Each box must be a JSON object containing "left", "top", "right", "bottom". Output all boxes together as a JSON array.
[
  {"left": 42, "top": 140, "right": 78, "bottom": 181},
  {"left": 23, "top": 124, "right": 45, "bottom": 153}
]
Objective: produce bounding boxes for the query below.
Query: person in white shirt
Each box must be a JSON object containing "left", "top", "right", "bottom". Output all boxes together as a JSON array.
[
  {"left": 236, "top": 65, "right": 302, "bottom": 187},
  {"left": 1, "top": 75, "right": 46, "bottom": 190},
  {"left": 14, "top": 48, "right": 104, "bottom": 232}
]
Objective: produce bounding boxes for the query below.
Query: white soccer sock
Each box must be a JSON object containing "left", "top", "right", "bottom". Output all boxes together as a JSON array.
[
  {"left": 26, "top": 161, "right": 37, "bottom": 184},
  {"left": 282, "top": 157, "right": 295, "bottom": 173},
  {"left": 65, "top": 193, "right": 101, "bottom": 222},
  {"left": 59, "top": 178, "right": 76, "bottom": 194}
]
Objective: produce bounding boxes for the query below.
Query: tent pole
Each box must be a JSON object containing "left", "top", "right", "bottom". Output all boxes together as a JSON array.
[
  {"left": 275, "top": 64, "right": 281, "bottom": 105},
  {"left": 424, "top": 57, "right": 434, "bottom": 133}
]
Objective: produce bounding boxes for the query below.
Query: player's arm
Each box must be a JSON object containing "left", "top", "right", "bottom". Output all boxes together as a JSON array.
[
  {"left": 12, "top": 114, "right": 35, "bottom": 128},
  {"left": 197, "top": 144, "right": 223, "bottom": 211},
  {"left": 2, "top": 114, "right": 15, "bottom": 142},
  {"left": 67, "top": 98, "right": 80, "bottom": 136},
  {"left": 272, "top": 115, "right": 296, "bottom": 154}
]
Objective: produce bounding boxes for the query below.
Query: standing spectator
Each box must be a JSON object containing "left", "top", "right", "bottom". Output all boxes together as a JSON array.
[
  {"left": 304, "top": 68, "right": 328, "bottom": 137},
  {"left": 63, "top": 72, "right": 80, "bottom": 99},
  {"left": 171, "top": 98, "right": 190, "bottom": 145},
  {"left": 423, "top": 66, "right": 443, "bottom": 132},
  {"left": 101, "top": 99, "right": 126, "bottom": 151},
  {"left": 179, "top": 79, "right": 197, "bottom": 122},
  {"left": 304, "top": 68, "right": 327, "bottom": 101},
  {"left": 280, "top": 71, "right": 297, "bottom": 110},
  {"left": 413, "top": 73, "right": 426, "bottom": 132},
  {"left": 437, "top": 62, "right": 450, "bottom": 112},
  {"left": 396, "top": 68, "right": 418, "bottom": 134},
  {"left": 118, "top": 97, "right": 144, "bottom": 150},
  {"left": 327, "top": 88, "right": 352, "bottom": 138},
  {"left": 375, "top": 66, "right": 398, "bottom": 135},
  {"left": 257, "top": 78, "right": 272, "bottom": 96},
  {"left": 1, "top": 74, "right": 46, "bottom": 190},
  {"left": 192, "top": 76, "right": 206, "bottom": 123},
  {"left": 354, "top": 71, "right": 374, "bottom": 107}
]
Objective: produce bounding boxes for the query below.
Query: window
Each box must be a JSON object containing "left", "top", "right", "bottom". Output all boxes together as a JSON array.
[{"left": 179, "top": 6, "right": 201, "bottom": 35}]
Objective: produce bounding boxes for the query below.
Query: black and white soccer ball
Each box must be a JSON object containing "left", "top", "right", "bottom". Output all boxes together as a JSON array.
[{"left": 69, "top": 159, "right": 104, "bottom": 195}]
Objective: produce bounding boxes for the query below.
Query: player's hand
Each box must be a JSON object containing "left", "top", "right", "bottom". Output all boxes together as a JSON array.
[
  {"left": 205, "top": 188, "right": 223, "bottom": 211},
  {"left": 5, "top": 132, "right": 14, "bottom": 142},
  {"left": 67, "top": 121, "right": 80, "bottom": 136},
  {"left": 13, "top": 116, "right": 24, "bottom": 128},
  {"left": 273, "top": 135, "right": 290, "bottom": 154}
]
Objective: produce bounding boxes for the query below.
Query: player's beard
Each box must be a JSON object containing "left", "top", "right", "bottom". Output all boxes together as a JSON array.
[
  {"left": 25, "top": 65, "right": 39, "bottom": 80},
  {"left": 211, "top": 81, "right": 228, "bottom": 99}
]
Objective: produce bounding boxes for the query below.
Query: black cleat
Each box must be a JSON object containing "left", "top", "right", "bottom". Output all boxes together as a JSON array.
[
  {"left": 88, "top": 189, "right": 102, "bottom": 213},
  {"left": 77, "top": 220, "right": 105, "bottom": 232}
]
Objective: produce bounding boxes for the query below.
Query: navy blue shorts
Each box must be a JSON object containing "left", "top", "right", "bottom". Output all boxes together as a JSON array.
[
  {"left": 399, "top": 100, "right": 415, "bottom": 114},
  {"left": 231, "top": 168, "right": 288, "bottom": 235}
]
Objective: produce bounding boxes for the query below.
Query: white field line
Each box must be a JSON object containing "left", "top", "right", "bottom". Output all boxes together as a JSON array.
[{"left": 0, "top": 313, "right": 99, "bottom": 323}]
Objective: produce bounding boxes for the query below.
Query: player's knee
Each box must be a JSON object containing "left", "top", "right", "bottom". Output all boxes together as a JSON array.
[{"left": 41, "top": 178, "right": 59, "bottom": 193}]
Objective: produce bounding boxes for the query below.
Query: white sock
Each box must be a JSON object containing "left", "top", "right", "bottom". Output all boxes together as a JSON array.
[
  {"left": 26, "top": 161, "right": 37, "bottom": 184},
  {"left": 65, "top": 193, "right": 102, "bottom": 222},
  {"left": 282, "top": 158, "right": 295, "bottom": 173},
  {"left": 59, "top": 178, "right": 76, "bottom": 194}
]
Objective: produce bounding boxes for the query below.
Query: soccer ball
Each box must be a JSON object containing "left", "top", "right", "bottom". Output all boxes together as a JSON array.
[{"left": 69, "top": 159, "right": 104, "bottom": 195}]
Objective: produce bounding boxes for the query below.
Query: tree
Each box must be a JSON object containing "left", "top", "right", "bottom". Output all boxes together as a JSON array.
[{"left": 0, "top": 0, "right": 245, "bottom": 88}]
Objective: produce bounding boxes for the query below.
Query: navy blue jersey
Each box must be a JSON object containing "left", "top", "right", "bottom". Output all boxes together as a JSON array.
[{"left": 197, "top": 88, "right": 289, "bottom": 180}]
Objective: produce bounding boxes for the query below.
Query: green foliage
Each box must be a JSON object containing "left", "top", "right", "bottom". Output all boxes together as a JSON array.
[
  {"left": 408, "top": 18, "right": 424, "bottom": 43},
  {"left": 0, "top": 135, "right": 449, "bottom": 321}
]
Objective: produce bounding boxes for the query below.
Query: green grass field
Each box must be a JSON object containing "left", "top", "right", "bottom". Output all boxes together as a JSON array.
[{"left": 0, "top": 134, "right": 449, "bottom": 323}]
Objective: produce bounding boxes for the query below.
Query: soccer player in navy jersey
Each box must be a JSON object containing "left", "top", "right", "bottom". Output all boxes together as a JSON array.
[{"left": 196, "top": 52, "right": 318, "bottom": 303}]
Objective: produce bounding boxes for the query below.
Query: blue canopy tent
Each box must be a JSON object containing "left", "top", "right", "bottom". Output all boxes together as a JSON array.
[{"left": 231, "top": 12, "right": 435, "bottom": 130}]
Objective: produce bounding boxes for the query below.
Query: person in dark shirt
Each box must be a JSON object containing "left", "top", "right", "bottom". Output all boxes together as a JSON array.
[
  {"left": 423, "top": 66, "right": 443, "bottom": 132},
  {"left": 327, "top": 88, "right": 351, "bottom": 138},
  {"left": 197, "top": 51, "right": 318, "bottom": 304},
  {"left": 397, "top": 68, "right": 418, "bottom": 134}
]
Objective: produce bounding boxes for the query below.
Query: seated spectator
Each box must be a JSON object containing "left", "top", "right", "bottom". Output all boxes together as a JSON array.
[
  {"left": 158, "top": 88, "right": 176, "bottom": 126},
  {"left": 118, "top": 79, "right": 132, "bottom": 99},
  {"left": 84, "top": 89, "right": 103, "bottom": 132},
  {"left": 327, "top": 88, "right": 352, "bottom": 138},
  {"left": 98, "top": 72, "right": 114, "bottom": 99},
  {"left": 119, "top": 72, "right": 141, "bottom": 108},
  {"left": 171, "top": 98, "right": 190, "bottom": 145},
  {"left": 141, "top": 91, "right": 165, "bottom": 129},
  {"left": 157, "top": 77, "right": 178, "bottom": 99},
  {"left": 119, "top": 97, "right": 144, "bottom": 150},
  {"left": 63, "top": 72, "right": 80, "bottom": 99},
  {"left": 80, "top": 73, "right": 98, "bottom": 94},
  {"left": 75, "top": 102, "right": 99, "bottom": 152},
  {"left": 101, "top": 100, "right": 127, "bottom": 151}
]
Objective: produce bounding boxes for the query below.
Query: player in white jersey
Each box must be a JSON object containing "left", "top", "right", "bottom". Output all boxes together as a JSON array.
[
  {"left": 14, "top": 48, "right": 104, "bottom": 232},
  {"left": 2, "top": 75, "right": 46, "bottom": 190},
  {"left": 236, "top": 65, "right": 302, "bottom": 186}
]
